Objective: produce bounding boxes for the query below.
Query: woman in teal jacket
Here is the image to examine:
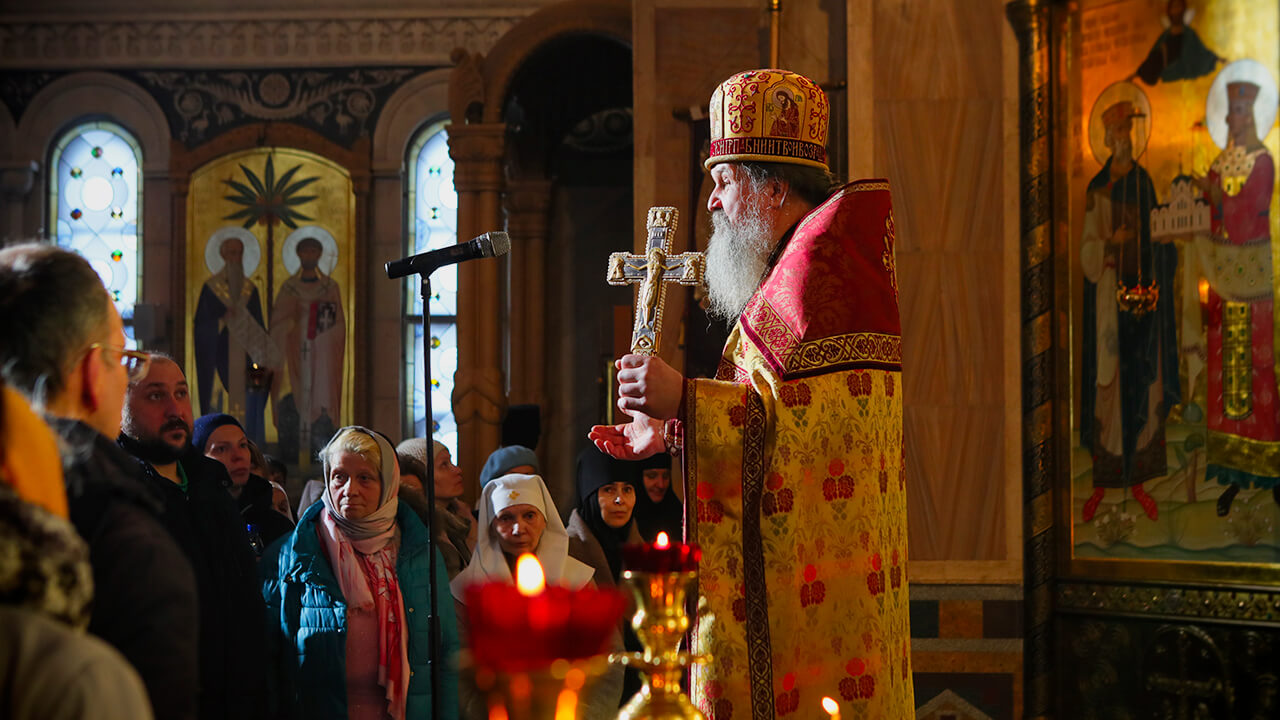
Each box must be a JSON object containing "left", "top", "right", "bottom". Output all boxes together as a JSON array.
[{"left": 262, "top": 426, "right": 459, "bottom": 719}]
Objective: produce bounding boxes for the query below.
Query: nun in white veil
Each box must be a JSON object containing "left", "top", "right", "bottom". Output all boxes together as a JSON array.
[{"left": 450, "top": 473, "right": 621, "bottom": 719}]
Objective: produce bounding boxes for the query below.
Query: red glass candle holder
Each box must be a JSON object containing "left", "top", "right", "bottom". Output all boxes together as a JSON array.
[
  {"left": 464, "top": 582, "right": 626, "bottom": 673},
  {"left": 621, "top": 539, "right": 702, "bottom": 574}
]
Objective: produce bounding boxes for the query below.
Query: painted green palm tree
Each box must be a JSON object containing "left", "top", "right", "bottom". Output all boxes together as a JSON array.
[{"left": 223, "top": 154, "right": 319, "bottom": 314}]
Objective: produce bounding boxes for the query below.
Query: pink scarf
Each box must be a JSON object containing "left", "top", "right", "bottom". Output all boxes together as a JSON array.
[{"left": 319, "top": 508, "right": 411, "bottom": 720}]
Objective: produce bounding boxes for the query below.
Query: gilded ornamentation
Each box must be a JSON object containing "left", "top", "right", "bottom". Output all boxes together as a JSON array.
[
  {"left": 1057, "top": 582, "right": 1280, "bottom": 623},
  {"left": 607, "top": 207, "right": 705, "bottom": 357},
  {"left": 706, "top": 69, "right": 829, "bottom": 171},
  {"left": 1061, "top": 615, "right": 1280, "bottom": 718},
  {"left": 1222, "top": 301, "right": 1254, "bottom": 419},
  {"left": 1006, "top": 1, "right": 1054, "bottom": 717},
  {"left": 742, "top": 295, "right": 902, "bottom": 378},
  {"left": 881, "top": 211, "right": 898, "bottom": 302}
]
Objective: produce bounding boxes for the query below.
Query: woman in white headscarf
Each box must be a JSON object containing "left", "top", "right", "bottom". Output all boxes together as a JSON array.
[
  {"left": 261, "top": 426, "right": 460, "bottom": 720},
  {"left": 451, "top": 473, "right": 621, "bottom": 720}
]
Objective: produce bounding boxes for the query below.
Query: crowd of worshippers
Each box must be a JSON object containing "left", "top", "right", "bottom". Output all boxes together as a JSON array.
[{"left": 0, "top": 242, "right": 684, "bottom": 720}]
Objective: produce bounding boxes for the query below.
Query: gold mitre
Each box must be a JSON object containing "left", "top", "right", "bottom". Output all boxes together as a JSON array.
[{"left": 705, "top": 68, "right": 829, "bottom": 171}]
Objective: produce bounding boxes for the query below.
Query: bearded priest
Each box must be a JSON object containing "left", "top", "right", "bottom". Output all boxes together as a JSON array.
[{"left": 590, "top": 69, "right": 912, "bottom": 719}]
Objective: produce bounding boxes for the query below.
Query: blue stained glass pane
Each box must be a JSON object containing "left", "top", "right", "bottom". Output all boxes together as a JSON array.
[
  {"left": 407, "top": 320, "right": 458, "bottom": 459},
  {"left": 405, "top": 121, "right": 460, "bottom": 449},
  {"left": 408, "top": 126, "right": 458, "bottom": 317},
  {"left": 49, "top": 121, "right": 142, "bottom": 347}
]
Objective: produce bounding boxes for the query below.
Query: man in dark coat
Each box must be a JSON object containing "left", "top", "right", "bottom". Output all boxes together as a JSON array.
[
  {"left": 119, "top": 354, "right": 268, "bottom": 720},
  {"left": 0, "top": 243, "right": 199, "bottom": 720}
]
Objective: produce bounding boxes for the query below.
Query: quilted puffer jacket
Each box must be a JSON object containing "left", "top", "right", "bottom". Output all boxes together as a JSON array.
[{"left": 261, "top": 500, "right": 460, "bottom": 720}]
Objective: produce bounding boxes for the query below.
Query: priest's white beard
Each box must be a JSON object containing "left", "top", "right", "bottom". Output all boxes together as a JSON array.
[{"left": 705, "top": 205, "right": 775, "bottom": 322}]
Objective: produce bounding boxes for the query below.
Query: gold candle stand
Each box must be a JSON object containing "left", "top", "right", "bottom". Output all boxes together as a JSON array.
[
  {"left": 611, "top": 569, "right": 710, "bottom": 720},
  {"left": 473, "top": 656, "right": 611, "bottom": 720}
]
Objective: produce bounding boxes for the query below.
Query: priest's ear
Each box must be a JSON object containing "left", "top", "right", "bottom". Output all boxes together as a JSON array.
[{"left": 761, "top": 177, "right": 791, "bottom": 209}]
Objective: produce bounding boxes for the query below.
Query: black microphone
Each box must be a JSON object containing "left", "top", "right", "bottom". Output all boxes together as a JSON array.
[{"left": 385, "top": 231, "right": 511, "bottom": 279}]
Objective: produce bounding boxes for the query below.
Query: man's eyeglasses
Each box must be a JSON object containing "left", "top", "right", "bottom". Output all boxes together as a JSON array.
[{"left": 88, "top": 343, "right": 152, "bottom": 382}]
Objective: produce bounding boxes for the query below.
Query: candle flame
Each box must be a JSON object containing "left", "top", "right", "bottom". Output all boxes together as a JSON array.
[
  {"left": 1198, "top": 278, "right": 1210, "bottom": 306},
  {"left": 655, "top": 531, "right": 670, "bottom": 548},
  {"left": 822, "top": 697, "right": 840, "bottom": 716},
  {"left": 554, "top": 689, "right": 579, "bottom": 720},
  {"left": 515, "top": 553, "right": 545, "bottom": 596}
]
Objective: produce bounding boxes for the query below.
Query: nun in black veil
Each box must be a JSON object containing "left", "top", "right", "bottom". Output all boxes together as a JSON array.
[{"left": 631, "top": 453, "right": 683, "bottom": 543}]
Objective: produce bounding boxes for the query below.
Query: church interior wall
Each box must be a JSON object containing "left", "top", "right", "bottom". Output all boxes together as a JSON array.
[
  {"left": 2, "top": 0, "right": 1039, "bottom": 716},
  {"left": 368, "top": 68, "right": 454, "bottom": 439},
  {"left": 545, "top": 182, "right": 634, "bottom": 514},
  {"left": 849, "top": 0, "right": 1026, "bottom": 716},
  {"left": 0, "top": 2, "right": 552, "bottom": 496},
  {"left": 628, "top": 2, "right": 1027, "bottom": 710}
]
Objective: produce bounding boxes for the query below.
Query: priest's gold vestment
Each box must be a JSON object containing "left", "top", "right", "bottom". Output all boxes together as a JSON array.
[{"left": 684, "top": 179, "right": 912, "bottom": 719}]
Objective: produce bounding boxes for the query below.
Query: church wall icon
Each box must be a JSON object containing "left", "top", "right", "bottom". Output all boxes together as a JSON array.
[
  {"left": 185, "top": 147, "right": 355, "bottom": 466},
  {"left": 1066, "top": 0, "right": 1280, "bottom": 570}
]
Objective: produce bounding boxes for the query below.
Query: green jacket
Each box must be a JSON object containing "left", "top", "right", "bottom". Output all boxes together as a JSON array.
[{"left": 261, "top": 501, "right": 460, "bottom": 719}]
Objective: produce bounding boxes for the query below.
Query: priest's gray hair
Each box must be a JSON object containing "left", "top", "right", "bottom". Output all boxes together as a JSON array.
[
  {"left": 736, "top": 161, "right": 839, "bottom": 206},
  {"left": 0, "top": 242, "right": 114, "bottom": 407}
]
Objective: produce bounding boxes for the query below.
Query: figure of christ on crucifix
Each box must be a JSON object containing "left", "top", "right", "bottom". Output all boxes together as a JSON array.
[{"left": 608, "top": 206, "right": 706, "bottom": 356}]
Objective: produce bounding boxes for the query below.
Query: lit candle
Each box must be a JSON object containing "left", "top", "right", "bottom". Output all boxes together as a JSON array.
[
  {"left": 516, "top": 553, "right": 545, "bottom": 594},
  {"left": 822, "top": 696, "right": 841, "bottom": 720},
  {"left": 465, "top": 554, "right": 626, "bottom": 672},
  {"left": 622, "top": 532, "right": 701, "bottom": 574}
]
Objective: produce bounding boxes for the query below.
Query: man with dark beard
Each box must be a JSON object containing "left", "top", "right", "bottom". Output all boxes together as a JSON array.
[
  {"left": 119, "top": 354, "right": 267, "bottom": 720},
  {"left": 590, "top": 69, "right": 911, "bottom": 718}
]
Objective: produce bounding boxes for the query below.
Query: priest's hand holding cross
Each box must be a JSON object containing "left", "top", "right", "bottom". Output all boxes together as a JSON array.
[{"left": 589, "top": 206, "right": 704, "bottom": 461}]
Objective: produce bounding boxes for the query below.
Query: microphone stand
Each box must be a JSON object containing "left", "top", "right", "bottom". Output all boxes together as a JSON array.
[
  {"left": 419, "top": 272, "right": 441, "bottom": 720},
  {"left": 386, "top": 238, "right": 506, "bottom": 719},
  {"left": 384, "top": 264, "right": 442, "bottom": 720}
]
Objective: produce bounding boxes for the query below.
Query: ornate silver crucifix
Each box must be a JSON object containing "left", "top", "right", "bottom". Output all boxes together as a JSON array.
[{"left": 607, "top": 206, "right": 706, "bottom": 356}]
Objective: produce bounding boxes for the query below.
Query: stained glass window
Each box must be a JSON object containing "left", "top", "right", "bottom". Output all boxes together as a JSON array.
[
  {"left": 49, "top": 121, "right": 143, "bottom": 347},
  {"left": 405, "top": 120, "right": 460, "bottom": 458}
]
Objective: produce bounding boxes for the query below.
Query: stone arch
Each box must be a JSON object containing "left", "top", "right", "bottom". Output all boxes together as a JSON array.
[
  {"left": 17, "top": 72, "right": 170, "bottom": 172},
  {"left": 371, "top": 68, "right": 452, "bottom": 174},
  {"left": 483, "top": 0, "right": 630, "bottom": 121},
  {"left": 444, "top": 0, "right": 633, "bottom": 502},
  {"left": 366, "top": 68, "right": 453, "bottom": 437},
  {"left": 448, "top": 0, "right": 631, "bottom": 124}
]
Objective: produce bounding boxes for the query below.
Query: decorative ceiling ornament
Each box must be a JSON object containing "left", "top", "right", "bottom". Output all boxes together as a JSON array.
[
  {"left": 0, "top": 13, "right": 529, "bottom": 70},
  {"left": 133, "top": 67, "right": 416, "bottom": 148}
]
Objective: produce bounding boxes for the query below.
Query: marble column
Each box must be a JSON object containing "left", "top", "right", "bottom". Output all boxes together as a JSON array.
[
  {"left": 0, "top": 161, "right": 37, "bottom": 241},
  {"left": 502, "top": 179, "right": 552, "bottom": 409},
  {"left": 1005, "top": 0, "right": 1055, "bottom": 716},
  {"left": 448, "top": 122, "right": 508, "bottom": 497}
]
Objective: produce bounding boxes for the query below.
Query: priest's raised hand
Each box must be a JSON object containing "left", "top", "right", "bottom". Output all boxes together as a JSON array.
[{"left": 588, "top": 353, "right": 682, "bottom": 461}]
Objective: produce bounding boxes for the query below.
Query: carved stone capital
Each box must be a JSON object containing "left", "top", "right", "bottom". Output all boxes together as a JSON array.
[
  {"left": 503, "top": 179, "right": 551, "bottom": 237},
  {"left": 0, "top": 160, "right": 37, "bottom": 198},
  {"left": 448, "top": 123, "right": 506, "bottom": 193},
  {"left": 451, "top": 366, "right": 506, "bottom": 425},
  {"left": 448, "top": 48, "right": 488, "bottom": 124}
]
